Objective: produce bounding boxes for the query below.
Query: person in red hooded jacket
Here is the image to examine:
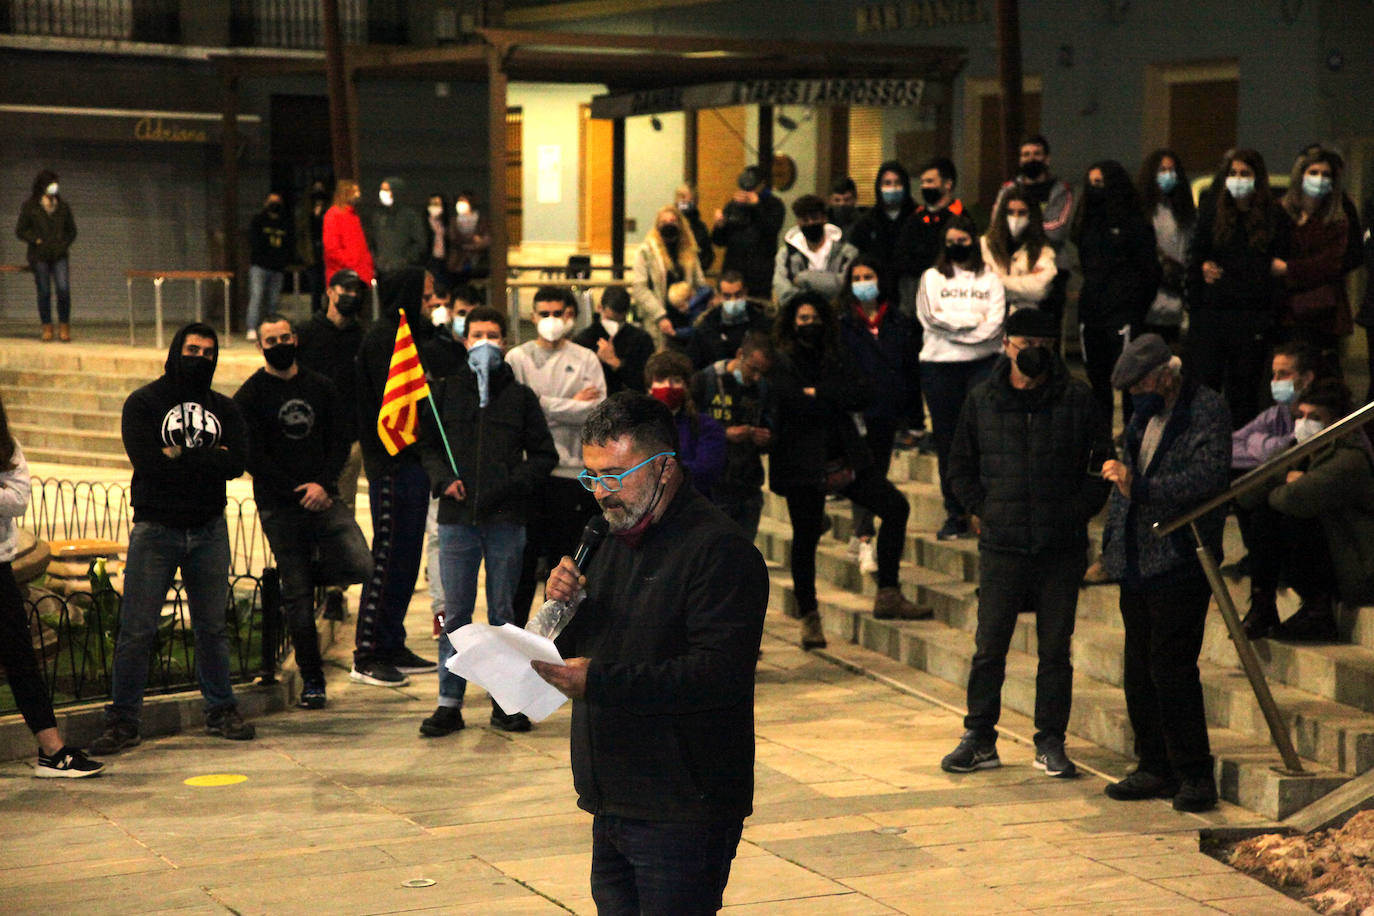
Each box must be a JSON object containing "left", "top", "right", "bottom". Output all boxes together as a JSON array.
[{"left": 323, "top": 179, "right": 374, "bottom": 285}]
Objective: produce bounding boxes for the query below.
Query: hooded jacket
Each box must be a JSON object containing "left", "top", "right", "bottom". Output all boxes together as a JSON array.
[
  {"left": 15, "top": 170, "right": 77, "bottom": 265},
  {"left": 121, "top": 324, "right": 247, "bottom": 528},
  {"left": 418, "top": 361, "right": 558, "bottom": 528},
  {"left": 772, "top": 224, "right": 859, "bottom": 306},
  {"left": 370, "top": 176, "right": 426, "bottom": 273},
  {"left": 848, "top": 161, "right": 916, "bottom": 277}
]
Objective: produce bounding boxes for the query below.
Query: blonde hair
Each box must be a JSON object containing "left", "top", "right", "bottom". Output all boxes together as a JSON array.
[{"left": 649, "top": 205, "right": 700, "bottom": 271}]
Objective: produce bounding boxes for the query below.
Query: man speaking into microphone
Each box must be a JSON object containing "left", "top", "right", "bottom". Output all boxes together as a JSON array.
[{"left": 532, "top": 391, "right": 768, "bottom": 914}]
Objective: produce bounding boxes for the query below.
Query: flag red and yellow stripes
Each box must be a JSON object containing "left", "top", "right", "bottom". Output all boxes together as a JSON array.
[{"left": 377, "top": 311, "right": 431, "bottom": 455}]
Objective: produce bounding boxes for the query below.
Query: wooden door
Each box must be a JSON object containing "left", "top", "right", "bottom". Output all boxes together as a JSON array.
[{"left": 579, "top": 104, "right": 614, "bottom": 253}]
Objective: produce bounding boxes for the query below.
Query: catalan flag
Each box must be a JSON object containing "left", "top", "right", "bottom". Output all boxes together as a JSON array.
[{"left": 377, "top": 311, "right": 431, "bottom": 456}]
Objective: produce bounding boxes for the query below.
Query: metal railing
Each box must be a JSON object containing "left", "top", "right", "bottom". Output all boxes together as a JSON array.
[
  {"left": 228, "top": 0, "right": 367, "bottom": 49},
  {"left": 3, "top": 0, "right": 179, "bottom": 42},
  {"left": 1152, "top": 399, "right": 1374, "bottom": 775}
]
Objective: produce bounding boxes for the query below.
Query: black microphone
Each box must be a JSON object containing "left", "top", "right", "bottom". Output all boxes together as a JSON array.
[{"left": 572, "top": 515, "right": 610, "bottom": 572}]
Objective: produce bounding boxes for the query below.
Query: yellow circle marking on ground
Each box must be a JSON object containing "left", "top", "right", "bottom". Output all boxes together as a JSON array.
[{"left": 183, "top": 773, "right": 248, "bottom": 787}]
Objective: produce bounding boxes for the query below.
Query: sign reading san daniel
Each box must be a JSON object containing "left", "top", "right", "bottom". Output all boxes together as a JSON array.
[
  {"left": 591, "top": 78, "right": 928, "bottom": 119},
  {"left": 856, "top": 0, "right": 990, "bottom": 34}
]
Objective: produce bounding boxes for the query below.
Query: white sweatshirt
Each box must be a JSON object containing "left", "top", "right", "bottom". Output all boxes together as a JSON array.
[
  {"left": 0, "top": 442, "right": 32, "bottom": 563},
  {"left": 507, "top": 340, "right": 607, "bottom": 478},
  {"left": 915, "top": 264, "right": 1007, "bottom": 363}
]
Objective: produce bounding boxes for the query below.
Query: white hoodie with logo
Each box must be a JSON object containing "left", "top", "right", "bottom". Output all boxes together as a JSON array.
[{"left": 915, "top": 264, "right": 1007, "bottom": 363}]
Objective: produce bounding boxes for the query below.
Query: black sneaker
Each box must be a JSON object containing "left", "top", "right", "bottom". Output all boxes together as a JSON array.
[
  {"left": 350, "top": 660, "right": 410, "bottom": 687},
  {"left": 205, "top": 707, "right": 256, "bottom": 741},
  {"left": 936, "top": 517, "right": 967, "bottom": 541},
  {"left": 35, "top": 746, "right": 104, "bottom": 778},
  {"left": 386, "top": 647, "right": 437, "bottom": 674},
  {"left": 490, "top": 700, "right": 532, "bottom": 733},
  {"left": 1273, "top": 601, "right": 1339, "bottom": 642},
  {"left": 940, "top": 731, "right": 1000, "bottom": 773},
  {"left": 1241, "top": 590, "right": 1280, "bottom": 640},
  {"left": 1172, "top": 775, "right": 1219, "bottom": 812},
  {"left": 321, "top": 591, "right": 346, "bottom": 622},
  {"left": 1104, "top": 769, "right": 1178, "bottom": 801},
  {"left": 419, "top": 706, "right": 465, "bottom": 737},
  {"left": 89, "top": 720, "right": 140, "bottom": 756},
  {"left": 1033, "top": 737, "right": 1079, "bottom": 778},
  {"left": 297, "top": 679, "right": 327, "bottom": 710}
]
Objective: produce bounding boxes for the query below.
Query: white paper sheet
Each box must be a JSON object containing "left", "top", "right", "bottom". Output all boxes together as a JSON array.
[{"left": 445, "top": 623, "right": 569, "bottom": 721}]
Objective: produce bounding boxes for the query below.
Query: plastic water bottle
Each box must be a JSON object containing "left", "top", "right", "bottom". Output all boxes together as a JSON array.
[{"left": 526, "top": 589, "right": 586, "bottom": 641}]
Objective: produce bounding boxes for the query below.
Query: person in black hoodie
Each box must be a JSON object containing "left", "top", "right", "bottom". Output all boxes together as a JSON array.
[
  {"left": 533, "top": 392, "right": 768, "bottom": 915},
  {"left": 92, "top": 323, "right": 254, "bottom": 754},
  {"left": 710, "top": 165, "right": 786, "bottom": 298},
  {"left": 246, "top": 191, "right": 294, "bottom": 340},
  {"left": 769, "top": 292, "right": 924, "bottom": 650},
  {"left": 234, "top": 313, "right": 373, "bottom": 711},
  {"left": 1071, "top": 160, "right": 1161, "bottom": 429},
  {"left": 848, "top": 159, "right": 917, "bottom": 292},
  {"left": 352, "top": 266, "right": 462, "bottom": 688},
  {"left": 417, "top": 306, "right": 558, "bottom": 737}
]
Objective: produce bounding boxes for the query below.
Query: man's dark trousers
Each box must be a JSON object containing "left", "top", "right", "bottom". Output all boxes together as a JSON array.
[{"left": 590, "top": 814, "right": 743, "bottom": 915}]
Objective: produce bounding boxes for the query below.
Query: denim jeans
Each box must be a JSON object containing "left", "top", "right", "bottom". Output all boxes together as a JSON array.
[
  {"left": 259, "top": 501, "right": 374, "bottom": 681},
  {"left": 425, "top": 498, "right": 448, "bottom": 622},
  {"left": 108, "top": 518, "right": 235, "bottom": 725},
  {"left": 355, "top": 462, "right": 430, "bottom": 663},
  {"left": 247, "top": 265, "right": 284, "bottom": 331},
  {"left": 921, "top": 355, "right": 998, "bottom": 518},
  {"left": 590, "top": 815, "right": 743, "bottom": 915},
  {"left": 436, "top": 521, "right": 526, "bottom": 706},
  {"left": 33, "top": 257, "right": 71, "bottom": 324}
]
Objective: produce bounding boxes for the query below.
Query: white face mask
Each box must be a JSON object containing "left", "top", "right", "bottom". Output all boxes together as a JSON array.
[
  {"left": 430, "top": 305, "right": 450, "bottom": 327},
  {"left": 427, "top": 204, "right": 443, "bottom": 217},
  {"left": 600, "top": 317, "right": 620, "bottom": 338},
  {"left": 45, "top": 182, "right": 59, "bottom": 196},
  {"left": 1006, "top": 215, "right": 1029, "bottom": 239},
  {"left": 537, "top": 314, "right": 571, "bottom": 343},
  {"left": 1293, "top": 417, "right": 1325, "bottom": 444},
  {"left": 455, "top": 200, "right": 472, "bottom": 215},
  {"left": 379, "top": 189, "right": 394, "bottom": 207}
]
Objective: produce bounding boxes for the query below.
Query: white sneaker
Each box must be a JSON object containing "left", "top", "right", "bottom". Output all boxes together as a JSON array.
[
  {"left": 846, "top": 537, "right": 862, "bottom": 558},
  {"left": 858, "top": 539, "right": 878, "bottom": 574},
  {"left": 246, "top": 329, "right": 258, "bottom": 341}
]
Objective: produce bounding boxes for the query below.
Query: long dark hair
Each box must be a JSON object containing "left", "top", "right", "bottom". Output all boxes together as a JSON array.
[
  {"left": 838, "top": 254, "right": 892, "bottom": 308},
  {"left": 775, "top": 291, "right": 839, "bottom": 356},
  {"left": 933, "top": 213, "right": 985, "bottom": 278},
  {"left": 1071, "top": 160, "right": 1143, "bottom": 244},
  {"left": 984, "top": 185, "right": 1046, "bottom": 273},
  {"left": 426, "top": 192, "right": 452, "bottom": 230},
  {"left": 1138, "top": 148, "right": 1196, "bottom": 229},
  {"left": 0, "top": 394, "right": 16, "bottom": 471},
  {"left": 1212, "top": 148, "right": 1278, "bottom": 250}
]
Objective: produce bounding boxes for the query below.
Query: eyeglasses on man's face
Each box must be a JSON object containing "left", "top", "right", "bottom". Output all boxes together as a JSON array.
[{"left": 577, "top": 452, "right": 676, "bottom": 493}]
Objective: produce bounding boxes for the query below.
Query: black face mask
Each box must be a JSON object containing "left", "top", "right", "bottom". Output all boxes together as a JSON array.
[
  {"left": 658, "top": 225, "right": 681, "bottom": 247},
  {"left": 267, "top": 203, "right": 282, "bottom": 215},
  {"left": 796, "top": 324, "right": 824, "bottom": 347},
  {"left": 1015, "top": 345, "right": 1052, "bottom": 379},
  {"left": 828, "top": 205, "right": 855, "bottom": 225},
  {"left": 1020, "top": 159, "right": 1048, "bottom": 181},
  {"left": 920, "top": 186, "right": 944, "bottom": 206},
  {"left": 179, "top": 355, "right": 214, "bottom": 391},
  {"left": 800, "top": 222, "right": 826, "bottom": 243},
  {"left": 945, "top": 242, "right": 974, "bottom": 263},
  {"left": 264, "top": 343, "right": 297, "bottom": 371},
  {"left": 334, "top": 292, "right": 361, "bottom": 317},
  {"left": 1084, "top": 185, "right": 1107, "bottom": 207}
]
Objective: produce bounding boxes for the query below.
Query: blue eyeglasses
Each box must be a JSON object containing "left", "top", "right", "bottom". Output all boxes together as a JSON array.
[{"left": 577, "top": 451, "right": 676, "bottom": 492}]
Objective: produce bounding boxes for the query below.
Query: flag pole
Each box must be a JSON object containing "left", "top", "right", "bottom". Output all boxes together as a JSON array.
[{"left": 394, "top": 308, "right": 462, "bottom": 482}]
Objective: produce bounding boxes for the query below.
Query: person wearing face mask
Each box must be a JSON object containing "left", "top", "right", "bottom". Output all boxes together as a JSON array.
[
  {"left": 233, "top": 314, "right": 373, "bottom": 711},
  {"left": 446, "top": 192, "right": 491, "bottom": 280},
  {"left": 15, "top": 169, "right": 77, "bottom": 341},
  {"left": 827, "top": 176, "right": 863, "bottom": 239},
  {"left": 848, "top": 161, "right": 916, "bottom": 280},
  {"left": 711, "top": 165, "right": 786, "bottom": 299},
  {"left": 246, "top": 191, "right": 295, "bottom": 341},
  {"left": 916, "top": 214, "right": 1007, "bottom": 541},
  {"left": 632, "top": 205, "right": 707, "bottom": 345},
  {"left": 838, "top": 255, "right": 920, "bottom": 574},
  {"left": 1276, "top": 149, "right": 1353, "bottom": 366},
  {"left": 895, "top": 157, "right": 967, "bottom": 293},
  {"left": 1137, "top": 150, "right": 1196, "bottom": 342},
  {"left": 323, "top": 179, "right": 374, "bottom": 285},
  {"left": 574, "top": 286, "right": 653, "bottom": 394},
  {"left": 686, "top": 270, "right": 773, "bottom": 371},
  {"left": 422, "top": 192, "right": 453, "bottom": 287},
  {"left": 1098, "top": 334, "right": 1229, "bottom": 812},
  {"left": 981, "top": 185, "right": 1057, "bottom": 313},
  {"left": 770, "top": 292, "right": 924, "bottom": 649},
  {"left": 369, "top": 176, "right": 426, "bottom": 279},
  {"left": 644, "top": 350, "right": 725, "bottom": 499},
  {"left": 416, "top": 306, "right": 559, "bottom": 735},
  {"left": 992, "top": 136, "right": 1075, "bottom": 326},
  {"left": 92, "top": 323, "right": 254, "bottom": 755},
  {"left": 942, "top": 307, "right": 1111, "bottom": 781},
  {"left": 1186, "top": 148, "right": 1292, "bottom": 428},
  {"left": 1070, "top": 160, "right": 1161, "bottom": 430},
  {"left": 674, "top": 183, "right": 714, "bottom": 272},
  {"left": 507, "top": 287, "right": 607, "bottom": 627},
  {"left": 773, "top": 194, "right": 859, "bottom": 307},
  {"left": 1240, "top": 379, "right": 1374, "bottom": 643}
]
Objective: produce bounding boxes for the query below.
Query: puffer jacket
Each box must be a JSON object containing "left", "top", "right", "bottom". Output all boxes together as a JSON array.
[
  {"left": 1100, "top": 379, "right": 1231, "bottom": 588},
  {"left": 947, "top": 356, "right": 1112, "bottom": 555}
]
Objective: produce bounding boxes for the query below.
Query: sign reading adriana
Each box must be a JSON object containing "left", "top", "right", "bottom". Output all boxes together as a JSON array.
[{"left": 134, "top": 117, "right": 209, "bottom": 143}]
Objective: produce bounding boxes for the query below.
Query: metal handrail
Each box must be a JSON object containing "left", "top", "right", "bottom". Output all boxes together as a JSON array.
[{"left": 1154, "top": 399, "right": 1374, "bottom": 539}]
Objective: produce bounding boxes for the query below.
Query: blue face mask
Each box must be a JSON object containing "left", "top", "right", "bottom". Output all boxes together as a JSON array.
[
  {"left": 1302, "top": 174, "right": 1333, "bottom": 199},
  {"left": 1271, "top": 378, "right": 1296, "bottom": 404},
  {"left": 467, "top": 340, "right": 503, "bottom": 407},
  {"left": 851, "top": 280, "right": 880, "bottom": 303},
  {"left": 721, "top": 297, "right": 748, "bottom": 324},
  {"left": 1132, "top": 392, "right": 1166, "bottom": 418},
  {"left": 880, "top": 188, "right": 905, "bottom": 207},
  {"left": 732, "top": 367, "right": 747, "bottom": 387},
  {"left": 1225, "top": 176, "right": 1255, "bottom": 200},
  {"left": 452, "top": 314, "right": 466, "bottom": 338},
  {"left": 1156, "top": 170, "right": 1177, "bottom": 193}
]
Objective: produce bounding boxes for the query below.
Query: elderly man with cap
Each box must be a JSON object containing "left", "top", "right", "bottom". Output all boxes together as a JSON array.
[
  {"left": 1098, "top": 333, "right": 1229, "bottom": 812},
  {"left": 941, "top": 307, "right": 1112, "bottom": 779}
]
